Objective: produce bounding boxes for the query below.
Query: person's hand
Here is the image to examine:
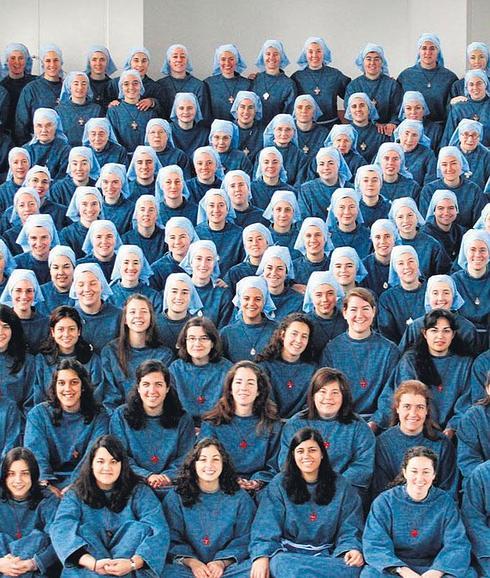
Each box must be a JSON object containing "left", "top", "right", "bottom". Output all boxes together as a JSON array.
[
  {"left": 250, "top": 557, "right": 270, "bottom": 578},
  {"left": 421, "top": 570, "right": 444, "bottom": 578},
  {"left": 184, "top": 557, "right": 211, "bottom": 578},
  {"left": 147, "top": 474, "right": 171, "bottom": 488},
  {"left": 383, "top": 123, "right": 396, "bottom": 137},
  {"left": 107, "top": 100, "right": 120, "bottom": 108},
  {"left": 291, "top": 283, "right": 306, "bottom": 294},
  {"left": 103, "top": 558, "right": 134, "bottom": 576},
  {"left": 449, "top": 96, "right": 467, "bottom": 105},
  {"left": 238, "top": 478, "right": 264, "bottom": 491},
  {"left": 61, "top": 484, "right": 72, "bottom": 495},
  {"left": 368, "top": 421, "right": 378, "bottom": 433},
  {"left": 397, "top": 567, "right": 422, "bottom": 578},
  {"left": 44, "top": 483, "right": 63, "bottom": 499},
  {"left": 344, "top": 549, "right": 364, "bottom": 567},
  {"left": 136, "top": 98, "right": 155, "bottom": 111},
  {"left": 443, "top": 428, "right": 455, "bottom": 439},
  {"left": 247, "top": 72, "right": 258, "bottom": 81},
  {"left": 0, "top": 556, "right": 25, "bottom": 577},
  {"left": 215, "top": 278, "right": 228, "bottom": 288},
  {"left": 206, "top": 560, "right": 226, "bottom": 578}
]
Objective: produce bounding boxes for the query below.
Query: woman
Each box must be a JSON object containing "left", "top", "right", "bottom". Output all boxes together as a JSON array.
[
  {"left": 280, "top": 368, "right": 375, "bottom": 497},
  {"left": 41, "top": 246, "right": 76, "bottom": 311},
  {"left": 2, "top": 187, "right": 40, "bottom": 255},
  {"left": 0, "top": 147, "right": 31, "bottom": 212},
  {"left": 169, "top": 317, "right": 232, "bottom": 425},
  {"left": 293, "top": 94, "right": 330, "bottom": 162},
  {"left": 208, "top": 119, "right": 252, "bottom": 175},
  {"left": 373, "top": 142, "right": 420, "bottom": 202},
  {"left": 186, "top": 146, "right": 224, "bottom": 204},
  {"left": 110, "top": 359, "right": 194, "bottom": 492},
  {"left": 398, "top": 90, "right": 442, "bottom": 152},
  {"left": 155, "top": 164, "right": 197, "bottom": 225},
  {"left": 292, "top": 217, "right": 334, "bottom": 285},
  {"left": 22, "top": 163, "right": 66, "bottom": 230},
  {"left": 450, "top": 41, "right": 490, "bottom": 98},
  {"left": 250, "top": 427, "right": 364, "bottom": 578},
  {"left": 97, "top": 163, "right": 135, "bottom": 234},
  {"left": 362, "top": 446, "right": 475, "bottom": 578},
  {"left": 355, "top": 164, "right": 390, "bottom": 229},
  {"left": 221, "top": 169, "right": 265, "bottom": 229},
  {"left": 328, "top": 246, "right": 368, "bottom": 295},
  {"left": 448, "top": 118, "right": 490, "bottom": 191},
  {"left": 262, "top": 190, "right": 302, "bottom": 257},
  {"left": 0, "top": 239, "right": 17, "bottom": 295},
  {"left": 250, "top": 146, "right": 296, "bottom": 210},
  {"left": 101, "top": 295, "right": 173, "bottom": 412},
  {"left": 163, "top": 438, "right": 255, "bottom": 577},
  {"left": 230, "top": 90, "right": 265, "bottom": 162},
  {"left": 393, "top": 119, "right": 436, "bottom": 186},
  {"left": 126, "top": 145, "right": 161, "bottom": 201},
  {"left": 85, "top": 45, "right": 117, "bottom": 108},
  {"left": 24, "top": 359, "right": 109, "bottom": 496},
  {"left": 324, "top": 124, "right": 367, "bottom": 177},
  {"left": 82, "top": 117, "right": 128, "bottom": 167},
  {"left": 362, "top": 219, "right": 398, "bottom": 297},
  {"left": 373, "top": 380, "right": 457, "bottom": 497},
  {"left": 169, "top": 92, "right": 209, "bottom": 158},
  {"left": 145, "top": 118, "right": 190, "bottom": 175},
  {"left": 0, "top": 447, "right": 58, "bottom": 577},
  {"left": 51, "top": 434, "right": 169, "bottom": 577},
  {"left": 79, "top": 220, "right": 122, "bottom": 282}
]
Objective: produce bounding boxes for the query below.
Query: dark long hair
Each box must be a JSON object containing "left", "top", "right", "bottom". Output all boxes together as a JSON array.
[
  {"left": 47, "top": 359, "right": 101, "bottom": 426},
  {"left": 389, "top": 445, "right": 438, "bottom": 488},
  {"left": 72, "top": 435, "right": 141, "bottom": 512},
  {"left": 305, "top": 367, "right": 357, "bottom": 424},
  {"left": 390, "top": 379, "right": 439, "bottom": 440},
  {"left": 124, "top": 359, "right": 184, "bottom": 429},
  {"left": 0, "top": 447, "right": 43, "bottom": 509},
  {"left": 257, "top": 313, "right": 314, "bottom": 363},
  {"left": 39, "top": 306, "right": 94, "bottom": 364},
  {"left": 476, "top": 371, "right": 490, "bottom": 407},
  {"left": 283, "top": 427, "right": 337, "bottom": 505},
  {"left": 0, "top": 305, "right": 26, "bottom": 373},
  {"left": 176, "top": 316, "right": 223, "bottom": 363},
  {"left": 203, "top": 361, "right": 279, "bottom": 433},
  {"left": 175, "top": 437, "right": 239, "bottom": 507},
  {"left": 117, "top": 295, "right": 162, "bottom": 376}
]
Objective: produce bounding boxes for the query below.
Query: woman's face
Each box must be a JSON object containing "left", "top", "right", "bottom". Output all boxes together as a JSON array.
[
  {"left": 244, "top": 230, "right": 268, "bottom": 260},
  {"left": 466, "top": 239, "right": 489, "bottom": 274},
  {"left": 261, "top": 153, "right": 281, "bottom": 179},
  {"left": 50, "top": 254, "right": 74, "bottom": 291},
  {"left": 395, "top": 206, "right": 418, "bottom": 237},
  {"left": 317, "top": 155, "right": 338, "bottom": 182},
  {"left": 121, "top": 74, "right": 141, "bottom": 101},
  {"left": 363, "top": 51, "right": 383, "bottom": 77},
  {"left": 434, "top": 198, "right": 458, "bottom": 228},
  {"left": 423, "top": 317, "right": 454, "bottom": 355},
  {"left": 138, "top": 371, "right": 169, "bottom": 414},
  {"left": 27, "top": 171, "right": 50, "bottom": 200},
  {"left": 136, "top": 200, "right": 158, "bottom": 229},
  {"left": 185, "top": 325, "right": 213, "bottom": 362},
  {"left": 147, "top": 125, "right": 168, "bottom": 151},
  {"left": 467, "top": 77, "right": 487, "bottom": 100},
  {"left": 176, "top": 100, "right": 196, "bottom": 123},
  {"left": 121, "top": 253, "right": 142, "bottom": 284},
  {"left": 459, "top": 129, "right": 480, "bottom": 153},
  {"left": 272, "top": 201, "right": 294, "bottom": 228},
  {"left": 264, "top": 47, "right": 281, "bottom": 72},
  {"left": 359, "top": 170, "right": 381, "bottom": 199},
  {"left": 93, "top": 228, "right": 116, "bottom": 260},
  {"left": 294, "top": 438, "right": 323, "bottom": 478},
  {"left": 349, "top": 97, "right": 369, "bottom": 124},
  {"left": 332, "top": 257, "right": 356, "bottom": 287},
  {"left": 211, "top": 131, "right": 232, "bottom": 153},
  {"left": 468, "top": 49, "right": 487, "bottom": 70},
  {"left": 295, "top": 99, "right": 315, "bottom": 124},
  {"left": 399, "top": 128, "right": 420, "bottom": 152},
  {"left": 169, "top": 47, "right": 188, "bottom": 74},
  {"left": 12, "top": 279, "right": 35, "bottom": 312},
  {"left": 69, "top": 155, "right": 90, "bottom": 183},
  {"left": 34, "top": 117, "right": 56, "bottom": 144},
  {"left": 343, "top": 295, "right": 376, "bottom": 336},
  {"left": 0, "top": 320, "right": 12, "bottom": 353},
  {"left": 240, "top": 287, "right": 264, "bottom": 323},
  {"left": 166, "top": 280, "right": 191, "bottom": 314},
  {"left": 273, "top": 123, "right": 294, "bottom": 146},
  {"left": 428, "top": 280, "right": 454, "bottom": 310},
  {"left": 6, "top": 459, "right": 32, "bottom": 501},
  {"left": 404, "top": 101, "right": 425, "bottom": 121},
  {"left": 52, "top": 316, "right": 80, "bottom": 354},
  {"left": 55, "top": 368, "right": 82, "bottom": 412},
  {"left": 236, "top": 98, "right": 256, "bottom": 125},
  {"left": 394, "top": 251, "right": 419, "bottom": 285},
  {"left": 381, "top": 150, "right": 402, "bottom": 177},
  {"left": 125, "top": 298, "right": 151, "bottom": 334},
  {"left": 79, "top": 194, "right": 101, "bottom": 223},
  {"left": 195, "top": 445, "right": 223, "bottom": 484},
  {"left": 135, "top": 153, "right": 154, "bottom": 182},
  {"left": 332, "top": 134, "right": 352, "bottom": 155},
  {"left": 10, "top": 153, "right": 30, "bottom": 183},
  {"left": 88, "top": 126, "right": 109, "bottom": 151},
  {"left": 396, "top": 393, "right": 428, "bottom": 435},
  {"left": 440, "top": 156, "right": 462, "bottom": 185},
  {"left": 304, "top": 225, "right": 325, "bottom": 258},
  {"left": 7, "top": 50, "right": 26, "bottom": 77},
  {"left": 314, "top": 381, "right": 343, "bottom": 419},
  {"left": 263, "top": 257, "right": 287, "bottom": 291},
  {"left": 206, "top": 194, "right": 228, "bottom": 226},
  {"left": 162, "top": 172, "right": 184, "bottom": 201},
  {"left": 231, "top": 366, "right": 259, "bottom": 410},
  {"left": 192, "top": 248, "right": 215, "bottom": 283},
  {"left": 372, "top": 229, "right": 395, "bottom": 259},
  {"left": 219, "top": 51, "right": 236, "bottom": 76},
  {"left": 42, "top": 50, "right": 62, "bottom": 80},
  {"left": 418, "top": 41, "right": 439, "bottom": 68},
  {"left": 306, "top": 42, "right": 324, "bottom": 69},
  {"left": 101, "top": 173, "right": 123, "bottom": 203},
  {"left": 92, "top": 447, "right": 122, "bottom": 491},
  {"left": 130, "top": 52, "right": 149, "bottom": 76},
  {"left": 28, "top": 226, "right": 51, "bottom": 260},
  {"left": 227, "top": 175, "right": 249, "bottom": 206},
  {"left": 194, "top": 153, "right": 216, "bottom": 182},
  {"left": 403, "top": 456, "right": 436, "bottom": 500},
  {"left": 75, "top": 271, "right": 102, "bottom": 308},
  {"left": 70, "top": 74, "right": 89, "bottom": 100},
  {"left": 312, "top": 283, "right": 337, "bottom": 317},
  {"left": 166, "top": 227, "right": 191, "bottom": 260},
  {"left": 90, "top": 51, "right": 108, "bottom": 75},
  {"left": 282, "top": 321, "right": 310, "bottom": 360},
  {"left": 334, "top": 197, "right": 358, "bottom": 228}
]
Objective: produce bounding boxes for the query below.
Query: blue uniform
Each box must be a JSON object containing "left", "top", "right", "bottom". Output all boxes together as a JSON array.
[
  {"left": 452, "top": 269, "right": 490, "bottom": 337},
  {"left": 296, "top": 124, "right": 330, "bottom": 163},
  {"left": 235, "top": 122, "right": 264, "bottom": 163},
  {"left": 250, "top": 179, "right": 296, "bottom": 210},
  {"left": 252, "top": 72, "right": 297, "bottom": 125},
  {"left": 156, "top": 313, "right": 192, "bottom": 354},
  {"left": 343, "top": 149, "right": 367, "bottom": 177},
  {"left": 442, "top": 98, "right": 490, "bottom": 147},
  {"left": 0, "top": 72, "right": 37, "bottom": 141},
  {"left": 380, "top": 175, "right": 420, "bottom": 203},
  {"left": 59, "top": 222, "right": 90, "bottom": 259},
  {"left": 107, "top": 280, "right": 162, "bottom": 312},
  {"left": 204, "top": 74, "right": 251, "bottom": 122},
  {"left": 470, "top": 351, "right": 490, "bottom": 401},
  {"left": 103, "top": 197, "right": 135, "bottom": 234},
  {"left": 0, "top": 179, "right": 21, "bottom": 212},
  {"left": 459, "top": 144, "right": 490, "bottom": 190},
  {"left": 345, "top": 74, "right": 403, "bottom": 125},
  {"left": 170, "top": 121, "right": 210, "bottom": 158},
  {"left": 403, "top": 144, "right": 437, "bottom": 186},
  {"left": 360, "top": 197, "right": 391, "bottom": 229},
  {"left": 269, "top": 286, "right": 304, "bottom": 320},
  {"left": 194, "top": 221, "right": 244, "bottom": 274},
  {"left": 351, "top": 123, "right": 388, "bottom": 162},
  {"left": 155, "top": 146, "right": 191, "bottom": 178},
  {"left": 298, "top": 178, "right": 338, "bottom": 219},
  {"left": 0, "top": 398, "right": 22, "bottom": 460},
  {"left": 421, "top": 219, "right": 464, "bottom": 262},
  {"left": 75, "top": 302, "right": 121, "bottom": 353},
  {"left": 195, "top": 282, "right": 234, "bottom": 328},
  {"left": 127, "top": 180, "right": 155, "bottom": 202},
  {"left": 121, "top": 227, "right": 167, "bottom": 266},
  {"left": 14, "top": 253, "right": 50, "bottom": 285},
  {"left": 378, "top": 282, "right": 427, "bottom": 344},
  {"left": 223, "top": 260, "right": 258, "bottom": 294},
  {"left": 77, "top": 254, "right": 116, "bottom": 283},
  {"left": 220, "top": 318, "right": 277, "bottom": 362},
  {"left": 90, "top": 141, "right": 128, "bottom": 168},
  {"left": 20, "top": 310, "right": 50, "bottom": 355},
  {"left": 186, "top": 177, "right": 222, "bottom": 204},
  {"left": 218, "top": 150, "right": 253, "bottom": 176},
  {"left": 56, "top": 101, "right": 102, "bottom": 146},
  {"left": 159, "top": 198, "right": 198, "bottom": 227},
  {"left": 149, "top": 253, "right": 185, "bottom": 291},
  {"left": 106, "top": 102, "right": 157, "bottom": 153},
  {"left": 50, "top": 177, "right": 97, "bottom": 206},
  {"left": 292, "top": 254, "right": 331, "bottom": 284},
  {"left": 158, "top": 73, "right": 209, "bottom": 119},
  {"left": 307, "top": 310, "right": 348, "bottom": 357},
  {"left": 0, "top": 351, "right": 35, "bottom": 414},
  {"left": 329, "top": 224, "right": 372, "bottom": 260},
  {"left": 24, "top": 137, "right": 71, "bottom": 180},
  {"left": 457, "top": 403, "right": 490, "bottom": 480}
]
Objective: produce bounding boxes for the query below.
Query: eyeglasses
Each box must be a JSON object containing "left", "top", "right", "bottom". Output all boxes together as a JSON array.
[{"left": 186, "top": 336, "right": 211, "bottom": 343}]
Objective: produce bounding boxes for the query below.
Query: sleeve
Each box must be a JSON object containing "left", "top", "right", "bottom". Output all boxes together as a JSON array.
[
  {"left": 251, "top": 422, "right": 282, "bottom": 483},
  {"left": 33, "top": 497, "right": 59, "bottom": 573},
  {"left": 457, "top": 410, "right": 486, "bottom": 478},
  {"left": 162, "top": 490, "right": 197, "bottom": 561},
  {"left": 162, "top": 413, "right": 195, "bottom": 480},
  {"left": 214, "top": 492, "right": 256, "bottom": 563},
  {"left": 109, "top": 411, "right": 153, "bottom": 479},
  {"left": 70, "top": 412, "right": 110, "bottom": 481},
  {"left": 0, "top": 403, "right": 22, "bottom": 460},
  {"left": 371, "top": 346, "right": 401, "bottom": 428},
  {"left": 100, "top": 346, "right": 125, "bottom": 413},
  {"left": 377, "top": 296, "right": 400, "bottom": 344},
  {"left": 432, "top": 240, "right": 452, "bottom": 274},
  {"left": 278, "top": 421, "right": 295, "bottom": 469},
  {"left": 249, "top": 480, "right": 286, "bottom": 559},
  {"left": 332, "top": 481, "right": 363, "bottom": 556},
  {"left": 50, "top": 491, "right": 89, "bottom": 565},
  {"left": 446, "top": 362, "right": 473, "bottom": 431},
  {"left": 24, "top": 408, "right": 56, "bottom": 481},
  {"left": 14, "top": 86, "right": 32, "bottom": 143},
  {"left": 470, "top": 355, "right": 489, "bottom": 402},
  {"left": 462, "top": 467, "right": 490, "bottom": 574},
  {"left": 440, "top": 108, "right": 457, "bottom": 148},
  {"left": 389, "top": 80, "right": 403, "bottom": 125},
  {"left": 436, "top": 436, "right": 458, "bottom": 498},
  {"left": 340, "top": 422, "right": 375, "bottom": 491},
  {"left": 372, "top": 439, "right": 395, "bottom": 497},
  {"left": 283, "top": 80, "right": 298, "bottom": 115}
]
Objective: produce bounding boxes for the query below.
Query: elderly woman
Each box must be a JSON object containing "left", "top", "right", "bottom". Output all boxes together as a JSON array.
[
  {"left": 209, "top": 119, "right": 252, "bottom": 175},
  {"left": 0, "top": 147, "right": 31, "bottom": 211},
  {"left": 324, "top": 124, "right": 367, "bottom": 176},
  {"left": 145, "top": 118, "right": 190, "bottom": 175},
  {"left": 393, "top": 118, "right": 437, "bottom": 185},
  {"left": 448, "top": 118, "right": 490, "bottom": 189},
  {"left": 81, "top": 117, "right": 128, "bottom": 166},
  {"left": 450, "top": 41, "right": 490, "bottom": 98}
]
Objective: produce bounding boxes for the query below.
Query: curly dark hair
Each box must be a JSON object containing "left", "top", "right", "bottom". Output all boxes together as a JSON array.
[
  {"left": 256, "top": 313, "right": 314, "bottom": 363},
  {"left": 390, "top": 380, "right": 439, "bottom": 440},
  {"left": 175, "top": 437, "right": 239, "bottom": 507},
  {"left": 0, "top": 447, "right": 43, "bottom": 509},
  {"left": 72, "top": 435, "right": 141, "bottom": 512},
  {"left": 304, "top": 367, "right": 357, "bottom": 424},
  {"left": 203, "top": 361, "right": 279, "bottom": 433},
  {"left": 176, "top": 316, "right": 223, "bottom": 363},
  {"left": 0, "top": 305, "right": 26, "bottom": 373},
  {"left": 389, "top": 445, "right": 438, "bottom": 488},
  {"left": 39, "top": 306, "right": 94, "bottom": 365},
  {"left": 124, "top": 359, "right": 184, "bottom": 429},
  {"left": 283, "top": 427, "right": 337, "bottom": 505},
  {"left": 46, "top": 359, "right": 101, "bottom": 426}
]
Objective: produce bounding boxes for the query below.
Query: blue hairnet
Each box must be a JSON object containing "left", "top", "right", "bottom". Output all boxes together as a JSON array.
[
  {"left": 126, "top": 146, "right": 162, "bottom": 181},
  {"left": 0, "top": 269, "right": 44, "bottom": 306},
  {"left": 66, "top": 186, "right": 104, "bottom": 222},
  {"left": 464, "top": 69, "right": 490, "bottom": 97},
  {"left": 466, "top": 41, "right": 490, "bottom": 75},
  {"left": 82, "top": 117, "right": 120, "bottom": 146},
  {"left": 155, "top": 165, "right": 190, "bottom": 205},
  {"left": 302, "top": 271, "right": 344, "bottom": 313},
  {"left": 425, "top": 189, "right": 459, "bottom": 220},
  {"left": 398, "top": 91, "right": 430, "bottom": 121},
  {"left": 256, "top": 245, "right": 295, "bottom": 279},
  {"left": 255, "top": 146, "right": 288, "bottom": 182},
  {"left": 221, "top": 170, "right": 252, "bottom": 201},
  {"left": 192, "top": 146, "right": 225, "bottom": 180},
  {"left": 82, "top": 219, "right": 122, "bottom": 256},
  {"left": 393, "top": 119, "right": 432, "bottom": 148},
  {"left": 144, "top": 118, "right": 175, "bottom": 147},
  {"left": 448, "top": 118, "right": 483, "bottom": 146},
  {"left": 297, "top": 37, "right": 332, "bottom": 68},
  {"left": 67, "top": 146, "right": 100, "bottom": 180},
  {"left": 11, "top": 187, "right": 40, "bottom": 223},
  {"left": 123, "top": 47, "right": 151, "bottom": 70},
  {"left": 474, "top": 203, "right": 490, "bottom": 230},
  {"left": 180, "top": 240, "right": 221, "bottom": 281},
  {"left": 209, "top": 119, "right": 239, "bottom": 149},
  {"left": 262, "top": 190, "right": 301, "bottom": 224},
  {"left": 294, "top": 217, "right": 334, "bottom": 256},
  {"left": 328, "top": 246, "right": 367, "bottom": 282},
  {"left": 436, "top": 146, "right": 470, "bottom": 178},
  {"left": 39, "top": 44, "right": 63, "bottom": 71},
  {"left": 197, "top": 188, "right": 236, "bottom": 225},
  {"left": 424, "top": 274, "right": 465, "bottom": 312},
  {"left": 161, "top": 44, "right": 193, "bottom": 74},
  {"left": 2, "top": 43, "right": 33, "bottom": 76},
  {"left": 69, "top": 263, "right": 112, "bottom": 301},
  {"left": 59, "top": 71, "right": 93, "bottom": 103},
  {"left": 354, "top": 163, "right": 383, "bottom": 193},
  {"left": 374, "top": 142, "right": 413, "bottom": 178},
  {"left": 324, "top": 123, "right": 359, "bottom": 151},
  {"left": 131, "top": 195, "right": 163, "bottom": 229},
  {"left": 96, "top": 163, "right": 131, "bottom": 200},
  {"left": 163, "top": 272, "right": 203, "bottom": 314},
  {"left": 241, "top": 223, "right": 274, "bottom": 257},
  {"left": 117, "top": 69, "right": 145, "bottom": 100},
  {"left": 48, "top": 245, "right": 76, "bottom": 267},
  {"left": 388, "top": 245, "right": 420, "bottom": 286},
  {"left": 315, "top": 147, "right": 352, "bottom": 185},
  {"left": 457, "top": 228, "right": 490, "bottom": 269},
  {"left": 370, "top": 218, "right": 401, "bottom": 244},
  {"left": 29, "top": 108, "right": 67, "bottom": 144},
  {"left": 263, "top": 114, "right": 298, "bottom": 147},
  {"left": 389, "top": 197, "right": 425, "bottom": 227},
  {"left": 212, "top": 44, "right": 247, "bottom": 76},
  {"left": 6, "top": 148, "right": 31, "bottom": 182},
  {"left": 85, "top": 45, "right": 117, "bottom": 76},
  {"left": 344, "top": 92, "right": 379, "bottom": 123},
  {"left": 230, "top": 90, "right": 263, "bottom": 121},
  {"left": 326, "top": 188, "right": 364, "bottom": 229},
  {"left": 293, "top": 94, "right": 322, "bottom": 122},
  {"left": 23, "top": 164, "right": 51, "bottom": 188},
  {"left": 110, "top": 244, "right": 153, "bottom": 284},
  {"left": 233, "top": 275, "right": 276, "bottom": 320},
  {"left": 16, "top": 214, "right": 59, "bottom": 253},
  {"left": 0, "top": 239, "right": 17, "bottom": 276},
  {"left": 355, "top": 43, "right": 389, "bottom": 75},
  {"left": 415, "top": 33, "right": 444, "bottom": 67},
  {"left": 256, "top": 39, "right": 290, "bottom": 71},
  {"left": 164, "top": 216, "right": 199, "bottom": 244},
  {"left": 170, "top": 92, "right": 203, "bottom": 124}
]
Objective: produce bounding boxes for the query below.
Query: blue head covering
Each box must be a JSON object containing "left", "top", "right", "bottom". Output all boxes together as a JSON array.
[
  {"left": 416, "top": 33, "right": 444, "bottom": 67},
  {"left": 82, "top": 220, "right": 122, "bottom": 256},
  {"left": 324, "top": 124, "right": 359, "bottom": 151},
  {"left": 466, "top": 42, "right": 490, "bottom": 75},
  {"left": 354, "top": 163, "right": 383, "bottom": 193},
  {"left": 398, "top": 91, "right": 430, "bottom": 121},
  {"left": 15, "top": 214, "right": 59, "bottom": 253},
  {"left": 144, "top": 118, "right": 175, "bottom": 148},
  {"left": 164, "top": 216, "right": 199, "bottom": 244},
  {"left": 0, "top": 239, "right": 17, "bottom": 276},
  {"left": 131, "top": 195, "right": 163, "bottom": 229},
  {"left": 326, "top": 188, "right": 364, "bottom": 229},
  {"left": 110, "top": 244, "right": 153, "bottom": 284},
  {"left": 297, "top": 37, "right": 332, "bottom": 68},
  {"left": 241, "top": 223, "right": 274, "bottom": 257},
  {"left": 155, "top": 165, "right": 190, "bottom": 205},
  {"left": 457, "top": 229, "right": 490, "bottom": 270},
  {"left": 233, "top": 276, "right": 276, "bottom": 320},
  {"left": 69, "top": 263, "right": 112, "bottom": 301},
  {"left": 10, "top": 187, "right": 40, "bottom": 223},
  {"left": 388, "top": 245, "right": 420, "bottom": 286},
  {"left": 293, "top": 94, "right": 322, "bottom": 122},
  {"left": 192, "top": 146, "right": 225, "bottom": 180},
  {"left": 96, "top": 163, "right": 131, "bottom": 200},
  {"left": 180, "top": 240, "right": 221, "bottom": 281},
  {"left": 256, "top": 39, "right": 290, "bottom": 71},
  {"left": 117, "top": 69, "right": 144, "bottom": 99},
  {"left": 230, "top": 90, "right": 263, "bottom": 121},
  {"left": 436, "top": 146, "right": 470, "bottom": 178},
  {"left": 170, "top": 92, "right": 203, "bottom": 124},
  {"left": 197, "top": 188, "right": 236, "bottom": 225},
  {"left": 212, "top": 44, "right": 247, "bottom": 76},
  {"left": 48, "top": 245, "right": 76, "bottom": 267},
  {"left": 209, "top": 119, "right": 239, "bottom": 150},
  {"left": 303, "top": 271, "right": 344, "bottom": 313},
  {"left": 221, "top": 170, "right": 252, "bottom": 201},
  {"left": 1, "top": 43, "right": 33, "bottom": 76},
  {"left": 161, "top": 44, "right": 193, "bottom": 74},
  {"left": 424, "top": 274, "right": 465, "bottom": 312},
  {"left": 294, "top": 217, "right": 334, "bottom": 256},
  {"left": 262, "top": 190, "right": 301, "bottom": 224},
  {"left": 66, "top": 186, "right": 104, "bottom": 222},
  {"left": 123, "top": 47, "right": 150, "bottom": 71},
  {"left": 355, "top": 43, "right": 389, "bottom": 75},
  {"left": 256, "top": 246, "right": 294, "bottom": 279},
  {"left": 59, "top": 71, "right": 93, "bottom": 103},
  {"left": 370, "top": 218, "right": 401, "bottom": 244},
  {"left": 464, "top": 69, "right": 490, "bottom": 97},
  {"left": 328, "top": 247, "right": 367, "bottom": 282},
  {"left": 255, "top": 146, "right": 287, "bottom": 182},
  {"left": 389, "top": 197, "right": 425, "bottom": 227},
  {"left": 426, "top": 189, "right": 459, "bottom": 220},
  {"left": 6, "top": 148, "right": 31, "bottom": 182},
  {"left": 29, "top": 108, "right": 67, "bottom": 144},
  {"left": 474, "top": 203, "right": 490, "bottom": 230},
  {"left": 0, "top": 269, "right": 44, "bottom": 306},
  {"left": 344, "top": 92, "right": 379, "bottom": 123},
  {"left": 374, "top": 142, "right": 413, "bottom": 178},
  {"left": 163, "top": 272, "right": 203, "bottom": 314},
  {"left": 67, "top": 146, "right": 100, "bottom": 180},
  {"left": 448, "top": 118, "right": 483, "bottom": 147},
  {"left": 82, "top": 117, "right": 120, "bottom": 146},
  {"left": 85, "top": 45, "right": 117, "bottom": 76},
  {"left": 316, "top": 147, "right": 352, "bottom": 185},
  {"left": 39, "top": 44, "right": 63, "bottom": 72},
  {"left": 126, "top": 146, "right": 162, "bottom": 181},
  {"left": 393, "top": 119, "right": 432, "bottom": 148},
  {"left": 263, "top": 114, "right": 299, "bottom": 147}
]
